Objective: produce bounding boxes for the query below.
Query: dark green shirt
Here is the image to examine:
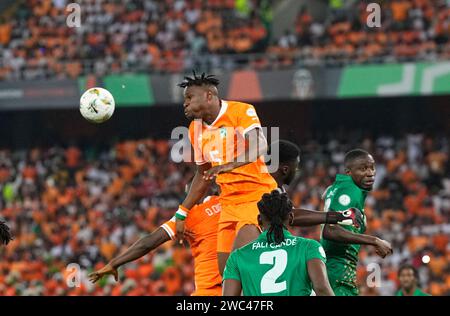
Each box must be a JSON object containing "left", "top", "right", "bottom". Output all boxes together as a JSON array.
[
  {"left": 320, "top": 174, "right": 368, "bottom": 289},
  {"left": 223, "top": 229, "right": 326, "bottom": 296}
]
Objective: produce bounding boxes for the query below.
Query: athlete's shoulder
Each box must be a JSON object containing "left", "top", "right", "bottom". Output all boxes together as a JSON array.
[
  {"left": 322, "top": 185, "right": 333, "bottom": 200},
  {"left": 303, "top": 237, "right": 322, "bottom": 248},
  {"left": 293, "top": 235, "right": 320, "bottom": 247},
  {"left": 328, "top": 181, "right": 361, "bottom": 202},
  {"left": 188, "top": 119, "right": 201, "bottom": 133},
  {"left": 204, "top": 195, "right": 220, "bottom": 204},
  {"left": 190, "top": 195, "right": 220, "bottom": 216},
  {"left": 225, "top": 100, "right": 257, "bottom": 116}
]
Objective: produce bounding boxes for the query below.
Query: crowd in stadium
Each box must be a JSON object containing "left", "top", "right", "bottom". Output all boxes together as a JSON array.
[
  {"left": 0, "top": 0, "right": 449, "bottom": 80},
  {"left": 0, "top": 132, "right": 448, "bottom": 296}
]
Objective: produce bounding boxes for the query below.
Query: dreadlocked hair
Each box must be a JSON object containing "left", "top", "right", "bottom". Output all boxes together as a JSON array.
[
  {"left": 257, "top": 190, "right": 293, "bottom": 244},
  {"left": 177, "top": 71, "right": 220, "bottom": 88}
]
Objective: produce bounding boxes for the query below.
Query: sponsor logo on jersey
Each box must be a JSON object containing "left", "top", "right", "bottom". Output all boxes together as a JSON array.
[{"left": 219, "top": 127, "right": 227, "bottom": 139}]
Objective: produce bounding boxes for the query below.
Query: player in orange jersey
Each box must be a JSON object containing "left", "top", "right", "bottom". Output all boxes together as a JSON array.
[
  {"left": 88, "top": 185, "right": 222, "bottom": 296},
  {"left": 175, "top": 72, "right": 278, "bottom": 275}
]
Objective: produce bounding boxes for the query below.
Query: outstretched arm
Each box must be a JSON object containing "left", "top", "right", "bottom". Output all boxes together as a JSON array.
[
  {"left": 322, "top": 224, "right": 393, "bottom": 258},
  {"left": 89, "top": 227, "right": 171, "bottom": 283},
  {"left": 175, "top": 162, "right": 211, "bottom": 242},
  {"left": 307, "top": 259, "right": 334, "bottom": 296},
  {"left": 203, "top": 128, "right": 266, "bottom": 180},
  {"left": 182, "top": 162, "right": 212, "bottom": 210},
  {"left": 290, "top": 207, "right": 364, "bottom": 227}
]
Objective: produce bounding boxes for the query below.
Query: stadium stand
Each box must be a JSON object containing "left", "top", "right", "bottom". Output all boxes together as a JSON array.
[{"left": 0, "top": 0, "right": 448, "bottom": 80}]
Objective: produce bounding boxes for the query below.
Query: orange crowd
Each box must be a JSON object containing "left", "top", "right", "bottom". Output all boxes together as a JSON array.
[{"left": 0, "top": 0, "right": 449, "bottom": 79}]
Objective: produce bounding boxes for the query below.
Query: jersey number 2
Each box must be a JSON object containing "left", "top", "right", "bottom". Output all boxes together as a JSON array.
[{"left": 259, "top": 249, "right": 288, "bottom": 294}]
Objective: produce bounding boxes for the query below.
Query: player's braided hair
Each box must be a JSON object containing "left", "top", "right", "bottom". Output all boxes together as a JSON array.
[
  {"left": 177, "top": 71, "right": 220, "bottom": 88},
  {"left": 0, "top": 219, "right": 13, "bottom": 245},
  {"left": 257, "top": 190, "right": 292, "bottom": 244}
]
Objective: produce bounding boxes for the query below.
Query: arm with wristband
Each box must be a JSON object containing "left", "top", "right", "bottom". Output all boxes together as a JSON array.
[
  {"left": 175, "top": 162, "right": 212, "bottom": 243},
  {"left": 289, "top": 207, "right": 364, "bottom": 228}
]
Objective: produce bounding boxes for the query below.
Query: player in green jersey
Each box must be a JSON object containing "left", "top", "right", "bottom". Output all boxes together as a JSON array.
[
  {"left": 222, "top": 190, "right": 334, "bottom": 296},
  {"left": 321, "top": 149, "right": 393, "bottom": 296},
  {"left": 396, "top": 264, "right": 430, "bottom": 296},
  {"left": 272, "top": 140, "right": 364, "bottom": 229},
  {"left": 232, "top": 140, "right": 365, "bottom": 250}
]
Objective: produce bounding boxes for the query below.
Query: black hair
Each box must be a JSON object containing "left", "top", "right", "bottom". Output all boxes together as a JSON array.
[
  {"left": 267, "top": 139, "right": 300, "bottom": 166},
  {"left": 177, "top": 71, "right": 220, "bottom": 88},
  {"left": 344, "top": 148, "right": 370, "bottom": 168},
  {"left": 257, "top": 190, "right": 292, "bottom": 244},
  {"left": 277, "top": 140, "right": 301, "bottom": 164},
  {"left": 398, "top": 264, "right": 419, "bottom": 281}
]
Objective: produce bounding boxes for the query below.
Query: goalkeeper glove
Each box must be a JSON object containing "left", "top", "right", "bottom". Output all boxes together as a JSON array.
[{"left": 326, "top": 208, "right": 364, "bottom": 228}]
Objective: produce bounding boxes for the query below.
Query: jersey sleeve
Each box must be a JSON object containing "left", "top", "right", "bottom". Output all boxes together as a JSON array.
[
  {"left": 222, "top": 250, "right": 241, "bottom": 282},
  {"left": 188, "top": 121, "right": 207, "bottom": 165},
  {"left": 305, "top": 239, "right": 327, "bottom": 264},
  {"left": 235, "top": 103, "right": 262, "bottom": 137},
  {"left": 160, "top": 216, "right": 176, "bottom": 240},
  {"left": 325, "top": 187, "right": 360, "bottom": 212}
]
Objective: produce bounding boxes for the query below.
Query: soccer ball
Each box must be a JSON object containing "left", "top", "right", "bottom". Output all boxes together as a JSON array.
[{"left": 80, "top": 87, "right": 115, "bottom": 123}]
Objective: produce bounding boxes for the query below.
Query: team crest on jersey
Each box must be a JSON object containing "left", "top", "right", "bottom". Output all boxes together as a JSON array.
[
  {"left": 246, "top": 108, "right": 256, "bottom": 117},
  {"left": 338, "top": 194, "right": 351, "bottom": 206},
  {"left": 219, "top": 127, "right": 227, "bottom": 139}
]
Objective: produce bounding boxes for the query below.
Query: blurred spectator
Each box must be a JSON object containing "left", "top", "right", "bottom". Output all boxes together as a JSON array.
[
  {"left": 0, "top": 0, "right": 448, "bottom": 80},
  {"left": 396, "top": 264, "right": 430, "bottom": 296}
]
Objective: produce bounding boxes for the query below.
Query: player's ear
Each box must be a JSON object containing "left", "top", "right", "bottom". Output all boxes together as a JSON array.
[
  {"left": 257, "top": 214, "right": 262, "bottom": 227},
  {"left": 205, "top": 90, "right": 213, "bottom": 102}
]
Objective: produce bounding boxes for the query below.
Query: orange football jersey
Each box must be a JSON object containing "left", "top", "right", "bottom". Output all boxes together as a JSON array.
[
  {"left": 161, "top": 196, "right": 221, "bottom": 296},
  {"left": 188, "top": 100, "right": 277, "bottom": 205}
]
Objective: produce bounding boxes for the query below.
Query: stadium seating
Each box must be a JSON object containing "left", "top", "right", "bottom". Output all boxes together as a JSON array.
[{"left": 0, "top": 0, "right": 448, "bottom": 80}]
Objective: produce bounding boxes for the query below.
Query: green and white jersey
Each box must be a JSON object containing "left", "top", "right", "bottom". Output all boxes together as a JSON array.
[
  {"left": 320, "top": 174, "right": 368, "bottom": 290},
  {"left": 223, "top": 229, "right": 326, "bottom": 296}
]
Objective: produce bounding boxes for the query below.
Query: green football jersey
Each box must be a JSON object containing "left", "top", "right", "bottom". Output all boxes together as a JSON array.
[
  {"left": 223, "top": 229, "right": 326, "bottom": 296},
  {"left": 320, "top": 174, "right": 368, "bottom": 292}
]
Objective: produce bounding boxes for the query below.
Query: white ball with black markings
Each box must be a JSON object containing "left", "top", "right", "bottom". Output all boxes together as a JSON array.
[{"left": 80, "top": 87, "right": 115, "bottom": 123}]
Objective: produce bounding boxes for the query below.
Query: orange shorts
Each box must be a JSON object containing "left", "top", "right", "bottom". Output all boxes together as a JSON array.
[{"left": 217, "top": 200, "right": 261, "bottom": 253}]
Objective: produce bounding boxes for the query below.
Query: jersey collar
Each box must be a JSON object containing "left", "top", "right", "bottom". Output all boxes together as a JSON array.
[
  {"left": 335, "top": 174, "right": 370, "bottom": 192},
  {"left": 203, "top": 100, "right": 228, "bottom": 128}
]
